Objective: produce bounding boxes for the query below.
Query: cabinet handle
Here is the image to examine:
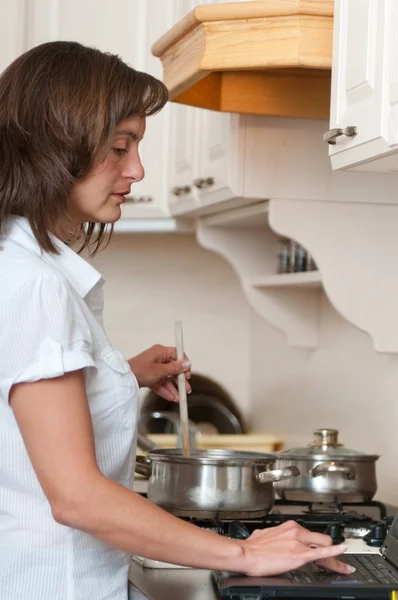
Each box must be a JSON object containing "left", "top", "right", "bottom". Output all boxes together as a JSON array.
[
  {"left": 171, "top": 185, "right": 191, "bottom": 196},
  {"left": 193, "top": 177, "right": 215, "bottom": 189},
  {"left": 126, "top": 196, "right": 153, "bottom": 203},
  {"left": 323, "top": 126, "right": 358, "bottom": 145}
]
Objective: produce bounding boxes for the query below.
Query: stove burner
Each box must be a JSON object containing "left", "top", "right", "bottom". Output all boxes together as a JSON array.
[
  {"left": 181, "top": 499, "right": 390, "bottom": 548},
  {"left": 274, "top": 499, "right": 387, "bottom": 520}
]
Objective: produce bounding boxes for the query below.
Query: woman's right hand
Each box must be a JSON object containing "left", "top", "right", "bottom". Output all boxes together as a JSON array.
[{"left": 239, "top": 520, "right": 355, "bottom": 577}]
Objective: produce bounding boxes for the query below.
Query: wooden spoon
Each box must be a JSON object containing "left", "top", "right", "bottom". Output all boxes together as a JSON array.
[{"left": 175, "top": 320, "right": 190, "bottom": 457}]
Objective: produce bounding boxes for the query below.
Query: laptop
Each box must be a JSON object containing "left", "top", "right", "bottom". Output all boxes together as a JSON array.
[{"left": 214, "top": 512, "right": 398, "bottom": 599}]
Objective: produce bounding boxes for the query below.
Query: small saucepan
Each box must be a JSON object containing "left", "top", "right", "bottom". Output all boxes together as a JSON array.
[{"left": 273, "top": 429, "right": 379, "bottom": 503}]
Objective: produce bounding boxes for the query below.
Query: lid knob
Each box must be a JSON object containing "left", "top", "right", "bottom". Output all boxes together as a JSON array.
[{"left": 311, "top": 428, "right": 342, "bottom": 448}]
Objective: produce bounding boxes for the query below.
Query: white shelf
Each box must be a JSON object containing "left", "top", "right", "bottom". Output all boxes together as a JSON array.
[
  {"left": 196, "top": 201, "right": 322, "bottom": 349},
  {"left": 268, "top": 198, "right": 398, "bottom": 353},
  {"left": 250, "top": 271, "right": 322, "bottom": 288}
]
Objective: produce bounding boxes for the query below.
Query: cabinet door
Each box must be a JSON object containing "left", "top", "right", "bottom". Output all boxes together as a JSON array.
[
  {"left": 168, "top": 0, "right": 245, "bottom": 216},
  {"left": 0, "top": 0, "right": 26, "bottom": 74},
  {"left": 168, "top": 104, "right": 200, "bottom": 214},
  {"left": 25, "top": 0, "right": 171, "bottom": 217},
  {"left": 195, "top": 110, "right": 244, "bottom": 207},
  {"left": 166, "top": 0, "right": 202, "bottom": 216},
  {"left": 120, "top": 0, "right": 173, "bottom": 218},
  {"left": 327, "top": 0, "right": 398, "bottom": 172}
]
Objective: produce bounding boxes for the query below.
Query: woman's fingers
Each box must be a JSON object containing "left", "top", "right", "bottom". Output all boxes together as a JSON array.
[
  {"left": 308, "top": 542, "right": 349, "bottom": 564},
  {"left": 152, "top": 379, "right": 178, "bottom": 402},
  {"left": 316, "top": 556, "right": 356, "bottom": 574},
  {"left": 172, "top": 375, "right": 192, "bottom": 395},
  {"left": 242, "top": 521, "right": 356, "bottom": 577}
]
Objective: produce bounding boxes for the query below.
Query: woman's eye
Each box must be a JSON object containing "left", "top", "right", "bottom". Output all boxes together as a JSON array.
[{"left": 113, "top": 148, "right": 127, "bottom": 155}]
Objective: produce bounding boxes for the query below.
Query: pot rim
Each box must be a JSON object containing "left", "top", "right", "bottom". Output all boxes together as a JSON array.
[
  {"left": 274, "top": 453, "right": 380, "bottom": 462},
  {"left": 147, "top": 448, "right": 277, "bottom": 466}
]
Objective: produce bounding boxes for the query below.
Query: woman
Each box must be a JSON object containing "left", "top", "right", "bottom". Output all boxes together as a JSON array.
[{"left": 0, "top": 41, "right": 354, "bottom": 600}]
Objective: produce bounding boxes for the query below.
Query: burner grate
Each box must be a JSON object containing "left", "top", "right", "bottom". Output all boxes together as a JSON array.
[
  {"left": 273, "top": 498, "right": 387, "bottom": 520},
  {"left": 181, "top": 499, "right": 390, "bottom": 545}
]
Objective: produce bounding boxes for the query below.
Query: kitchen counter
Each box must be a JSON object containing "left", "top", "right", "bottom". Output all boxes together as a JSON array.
[{"left": 129, "top": 561, "right": 218, "bottom": 600}]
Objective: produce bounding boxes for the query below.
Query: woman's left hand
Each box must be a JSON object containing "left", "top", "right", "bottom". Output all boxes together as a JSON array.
[{"left": 128, "top": 345, "right": 192, "bottom": 402}]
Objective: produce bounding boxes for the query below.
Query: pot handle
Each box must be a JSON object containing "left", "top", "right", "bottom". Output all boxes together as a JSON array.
[
  {"left": 257, "top": 465, "right": 300, "bottom": 484},
  {"left": 135, "top": 455, "right": 152, "bottom": 478},
  {"left": 311, "top": 461, "right": 357, "bottom": 480}
]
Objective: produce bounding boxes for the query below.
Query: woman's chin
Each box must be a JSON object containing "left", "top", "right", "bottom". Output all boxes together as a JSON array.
[{"left": 92, "top": 207, "right": 122, "bottom": 224}]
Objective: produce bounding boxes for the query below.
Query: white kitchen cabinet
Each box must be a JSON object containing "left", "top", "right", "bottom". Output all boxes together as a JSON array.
[
  {"left": 166, "top": 0, "right": 246, "bottom": 218},
  {"left": 327, "top": 0, "right": 398, "bottom": 173},
  {"left": 168, "top": 106, "right": 246, "bottom": 217},
  {"left": 0, "top": 0, "right": 26, "bottom": 74},
  {"left": 168, "top": 103, "right": 201, "bottom": 214},
  {"left": 194, "top": 110, "right": 245, "bottom": 209}
]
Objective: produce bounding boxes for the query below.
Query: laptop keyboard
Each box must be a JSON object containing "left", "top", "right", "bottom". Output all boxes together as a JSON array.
[{"left": 289, "top": 555, "right": 398, "bottom": 585}]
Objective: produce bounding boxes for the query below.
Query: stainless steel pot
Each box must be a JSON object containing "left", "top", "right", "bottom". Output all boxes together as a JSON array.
[
  {"left": 274, "top": 429, "right": 379, "bottom": 503},
  {"left": 135, "top": 448, "right": 300, "bottom": 518}
]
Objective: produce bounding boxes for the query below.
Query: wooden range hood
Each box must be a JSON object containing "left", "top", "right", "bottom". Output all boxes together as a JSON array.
[{"left": 152, "top": 0, "right": 334, "bottom": 119}]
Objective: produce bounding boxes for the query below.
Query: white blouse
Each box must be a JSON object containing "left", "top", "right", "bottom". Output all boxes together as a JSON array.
[{"left": 0, "top": 216, "right": 139, "bottom": 600}]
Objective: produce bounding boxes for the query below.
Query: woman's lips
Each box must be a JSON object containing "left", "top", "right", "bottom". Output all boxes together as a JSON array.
[{"left": 113, "top": 193, "right": 127, "bottom": 203}]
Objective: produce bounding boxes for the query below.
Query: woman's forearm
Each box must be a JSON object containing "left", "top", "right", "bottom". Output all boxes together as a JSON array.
[{"left": 53, "top": 473, "right": 246, "bottom": 572}]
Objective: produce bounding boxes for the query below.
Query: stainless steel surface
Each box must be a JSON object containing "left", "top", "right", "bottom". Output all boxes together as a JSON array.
[
  {"left": 256, "top": 466, "right": 299, "bottom": 484},
  {"left": 141, "top": 448, "right": 273, "bottom": 464},
  {"left": 323, "top": 125, "right": 358, "bottom": 145},
  {"left": 135, "top": 455, "right": 152, "bottom": 478},
  {"left": 274, "top": 429, "right": 378, "bottom": 503},
  {"left": 311, "top": 428, "right": 342, "bottom": 448},
  {"left": 274, "top": 457, "right": 377, "bottom": 503},
  {"left": 135, "top": 448, "right": 299, "bottom": 517},
  {"left": 311, "top": 461, "right": 356, "bottom": 479},
  {"left": 129, "top": 562, "right": 217, "bottom": 600}
]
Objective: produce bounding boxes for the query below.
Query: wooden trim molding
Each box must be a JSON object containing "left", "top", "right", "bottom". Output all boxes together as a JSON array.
[{"left": 152, "top": 0, "right": 334, "bottom": 119}]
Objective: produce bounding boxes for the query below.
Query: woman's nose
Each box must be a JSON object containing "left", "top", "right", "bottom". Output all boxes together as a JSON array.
[{"left": 123, "top": 156, "right": 145, "bottom": 182}]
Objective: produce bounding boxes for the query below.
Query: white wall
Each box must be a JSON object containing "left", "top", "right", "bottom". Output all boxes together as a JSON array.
[
  {"left": 250, "top": 294, "right": 398, "bottom": 506},
  {"left": 90, "top": 233, "right": 398, "bottom": 505},
  {"left": 89, "top": 232, "right": 251, "bottom": 415}
]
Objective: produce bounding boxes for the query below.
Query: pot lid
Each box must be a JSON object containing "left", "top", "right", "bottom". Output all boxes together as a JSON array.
[{"left": 279, "top": 429, "right": 375, "bottom": 458}]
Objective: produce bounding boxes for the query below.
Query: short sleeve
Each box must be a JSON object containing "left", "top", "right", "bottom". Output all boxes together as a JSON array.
[{"left": 0, "top": 273, "right": 96, "bottom": 402}]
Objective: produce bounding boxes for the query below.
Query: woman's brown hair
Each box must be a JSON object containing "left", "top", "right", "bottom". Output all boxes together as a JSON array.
[{"left": 0, "top": 41, "right": 168, "bottom": 254}]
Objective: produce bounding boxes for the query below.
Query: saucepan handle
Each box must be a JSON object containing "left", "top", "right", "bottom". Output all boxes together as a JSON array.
[
  {"left": 257, "top": 465, "right": 300, "bottom": 484},
  {"left": 135, "top": 455, "right": 152, "bottom": 478},
  {"left": 311, "top": 461, "right": 357, "bottom": 480}
]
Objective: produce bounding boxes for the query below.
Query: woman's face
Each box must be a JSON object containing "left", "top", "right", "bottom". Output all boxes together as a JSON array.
[{"left": 68, "top": 115, "right": 146, "bottom": 225}]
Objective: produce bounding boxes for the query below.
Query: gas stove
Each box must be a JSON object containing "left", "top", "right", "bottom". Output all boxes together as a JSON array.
[{"left": 132, "top": 499, "right": 393, "bottom": 569}]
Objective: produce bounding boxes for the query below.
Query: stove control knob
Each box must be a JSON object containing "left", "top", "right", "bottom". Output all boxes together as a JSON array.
[
  {"left": 324, "top": 523, "right": 345, "bottom": 545},
  {"left": 228, "top": 520, "right": 250, "bottom": 540},
  {"left": 363, "top": 523, "right": 387, "bottom": 547}
]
